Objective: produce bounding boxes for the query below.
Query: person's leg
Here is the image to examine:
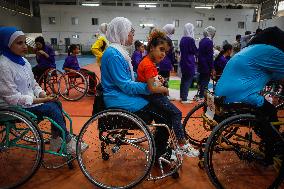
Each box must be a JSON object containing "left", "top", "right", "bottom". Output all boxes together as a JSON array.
[
  {"left": 147, "top": 95, "right": 185, "bottom": 141},
  {"left": 180, "top": 74, "right": 194, "bottom": 101},
  {"left": 256, "top": 100, "right": 283, "bottom": 162},
  {"left": 199, "top": 73, "right": 210, "bottom": 98},
  {"left": 26, "top": 101, "right": 70, "bottom": 141},
  {"left": 134, "top": 103, "right": 171, "bottom": 159}
]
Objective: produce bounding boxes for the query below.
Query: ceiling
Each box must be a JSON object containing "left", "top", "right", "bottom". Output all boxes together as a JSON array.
[{"left": 37, "top": 0, "right": 265, "bottom": 5}]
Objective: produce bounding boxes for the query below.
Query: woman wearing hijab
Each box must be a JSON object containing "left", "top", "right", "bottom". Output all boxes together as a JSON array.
[
  {"left": 159, "top": 24, "right": 176, "bottom": 91},
  {"left": 32, "top": 36, "right": 56, "bottom": 82},
  {"left": 0, "top": 27, "right": 86, "bottom": 153},
  {"left": 101, "top": 17, "right": 174, "bottom": 161},
  {"left": 215, "top": 26, "right": 284, "bottom": 165},
  {"left": 196, "top": 26, "right": 216, "bottom": 101},
  {"left": 179, "top": 23, "right": 198, "bottom": 103},
  {"left": 91, "top": 23, "right": 109, "bottom": 67}
]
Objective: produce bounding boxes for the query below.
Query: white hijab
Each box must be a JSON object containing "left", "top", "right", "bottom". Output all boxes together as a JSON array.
[
  {"left": 106, "top": 17, "right": 134, "bottom": 81},
  {"left": 203, "top": 26, "right": 216, "bottom": 39},
  {"left": 162, "top": 24, "right": 175, "bottom": 39},
  {"left": 184, "top": 23, "right": 195, "bottom": 38},
  {"left": 99, "top": 23, "right": 108, "bottom": 35}
]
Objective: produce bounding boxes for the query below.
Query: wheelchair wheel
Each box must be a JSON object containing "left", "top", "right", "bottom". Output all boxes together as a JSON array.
[
  {"left": 38, "top": 69, "right": 62, "bottom": 95},
  {"left": 0, "top": 108, "right": 43, "bottom": 189},
  {"left": 77, "top": 109, "right": 155, "bottom": 189},
  {"left": 183, "top": 102, "right": 213, "bottom": 147},
  {"left": 204, "top": 114, "right": 283, "bottom": 189},
  {"left": 58, "top": 71, "right": 88, "bottom": 101}
]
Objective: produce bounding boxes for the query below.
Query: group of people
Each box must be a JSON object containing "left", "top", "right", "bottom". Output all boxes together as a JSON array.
[{"left": 0, "top": 17, "right": 283, "bottom": 164}]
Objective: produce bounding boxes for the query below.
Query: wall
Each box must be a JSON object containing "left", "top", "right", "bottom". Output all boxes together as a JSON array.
[
  {"left": 259, "top": 16, "right": 284, "bottom": 30},
  {"left": 40, "top": 4, "right": 259, "bottom": 50},
  {"left": 0, "top": 7, "right": 41, "bottom": 33}
]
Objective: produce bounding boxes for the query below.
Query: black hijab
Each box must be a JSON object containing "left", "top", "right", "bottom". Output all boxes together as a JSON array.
[{"left": 247, "top": 26, "right": 284, "bottom": 53}]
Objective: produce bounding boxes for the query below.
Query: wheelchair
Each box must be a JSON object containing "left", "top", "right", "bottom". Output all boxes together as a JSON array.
[
  {"left": 201, "top": 92, "right": 284, "bottom": 189},
  {"left": 58, "top": 70, "right": 99, "bottom": 101},
  {"left": 0, "top": 102, "right": 78, "bottom": 188},
  {"left": 37, "top": 68, "right": 64, "bottom": 95},
  {"left": 0, "top": 106, "right": 43, "bottom": 189},
  {"left": 76, "top": 85, "right": 183, "bottom": 189}
]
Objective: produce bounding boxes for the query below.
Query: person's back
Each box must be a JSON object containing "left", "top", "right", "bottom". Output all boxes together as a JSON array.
[
  {"left": 198, "top": 37, "right": 213, "bottom": 74},
  {"left": 215, "top": 44, "right": 284, "bottom": 106}
]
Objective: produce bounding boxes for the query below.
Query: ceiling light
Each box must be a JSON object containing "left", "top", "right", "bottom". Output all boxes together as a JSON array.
[
  {"left": 139, "top": 23, "right": 154, "bottom": 27},
  {"left": 138, "top": 4, "right": 156, "bottom": 8},
  {"left": 82, "top": 2, "right": 100, "bottom": 7},
  {"left": 195, "top": 6, "right": 212, "bottom": 9},
  {"left": 137, "top": 3, "right": 157, "bottom": 5}
]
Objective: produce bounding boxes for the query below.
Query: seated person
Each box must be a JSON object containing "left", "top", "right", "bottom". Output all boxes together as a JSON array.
[
  {"left": 137, "top": 29, "right": 199, "bottom": 157},
  {"left": 213, "top": 43, "right": 232, "bottom": 81},
  {"left": 215, "top": 26, "right": 284, "bottom": 163},
  {"left": 101, "top": 17, "right": 177, "bottom": 161},
  {"left": 32, "top": 36, "right": 56, "bottom": 82},
  {"left": 0, "top": 27, "right": 87, "bottom": 153},
  {"left": 63, "top": 44, "right": 97, "bottom": 95}
]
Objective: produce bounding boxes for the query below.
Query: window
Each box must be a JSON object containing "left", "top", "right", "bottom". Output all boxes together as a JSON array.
[
  {"left": 71, "top": 17, "right": 79, "bottom": 25},
  {"left": 174, "top": 19, "right": 179, "bottom": 27},
  {"left": 196, "top": 20, "right": 203, "bottom": 28},
  {"left": 50, "top": 38, "right": 57, "bottom": 45},
  {"left": 238, "top": 22, "right": 245, "bottom": 29},
  {"left": 92, "top": 18, "right": 98, "bottom": 25},
  {"left": 72, "top": 35, "right": 79, "bottom": 39},
  {"left": 225, "top": 18, "right": 231, "bottom": 21},
  {"left": 49, "top": 17, "right": 56, "bottom": 24},
  {"left": 208, "top": 17, "right": 215, "bottom": 21}
]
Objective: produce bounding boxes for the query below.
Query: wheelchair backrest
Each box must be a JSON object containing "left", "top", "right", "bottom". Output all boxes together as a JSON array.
[{"left": 92, "top": 83, "right": 106, "bottom": 115}]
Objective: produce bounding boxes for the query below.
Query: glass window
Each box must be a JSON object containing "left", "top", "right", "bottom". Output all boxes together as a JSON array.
[
  {"left": 92, "top": 18, "right": 98, "bottom": 25},
  {"left": 196, "top": 20, "right": 203, "bottom": 28},
  {"left": 49, "top": 17, "right": 56, "bottom": 24},
  {"left": 238, "top": 22, "right": 245, "bottom": 29},
  {"left": 71, "top": 17, "right": 79, "bottom": 25}
]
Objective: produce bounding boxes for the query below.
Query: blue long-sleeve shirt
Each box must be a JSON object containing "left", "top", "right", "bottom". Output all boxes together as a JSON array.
[
  {"left": 215, "top": 44, "right": 284, "bottom": 107},
  {"left": 101, "top": 47, "right": 150, "bottom": 112}
]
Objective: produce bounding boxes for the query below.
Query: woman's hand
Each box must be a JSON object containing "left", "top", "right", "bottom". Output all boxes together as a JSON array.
[
  {"left": 37, "top": 50, "right": 49, "bottom": 58},
  {"left": 39, "top": 91, "right": 46, "bottom": 98}
]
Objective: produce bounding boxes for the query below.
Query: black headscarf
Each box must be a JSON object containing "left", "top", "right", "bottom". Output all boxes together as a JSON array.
[{"left": 247, "top": 26, "right": 284, "bottom": 53}]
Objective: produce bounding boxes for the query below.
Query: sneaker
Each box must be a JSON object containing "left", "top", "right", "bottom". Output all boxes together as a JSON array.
[
  {"left": 67, "top": 136, "right": 89, "bottom": 154},
  {"left": 49, "top": 136, "right": 62, "bottom": 152},
  {"left": 179, "top": 143, "right": 200, "bottom": 157},
  {"left": 181, "top": 100, "right": 191, "bottom": 104}
]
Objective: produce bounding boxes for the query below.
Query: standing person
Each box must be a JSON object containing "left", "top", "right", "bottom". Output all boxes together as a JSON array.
[
  {"left": 160, "top": 24, "right": 176, "bottom": 100},
  {"left": 213, "top": 43, "right": 233, "bottom": 81},
  {"left": 196, "top": 26, "right": 216, "bottom": 101},
  {"left": 232, "top": 34, "right": 241, "bottom": 56},
  {"left": 91, "top": 23, "right": 108, "bottom": 67},
  {"left": 240, "top": 31, "right": 253, "bottom": 49},
  {"left": 32, "top": 36, "right": 56, "bottom": 82},
  {"left": 101, "top": 17, "right": 182, "bottom": 161},
  {"left": 131, "top": 40, "right": 145, "bottom": 72},
  {"left": 0, "top": 27, "right": 87, "bottom": 153},
  {"left": 137, "top": 29, "right": 199, "bottom": 156},
  {"left": 179, "top": 23, "right": 198, "bottom": 103},
  {"left": 63, "top": 44, "right": 97, "bottom": 95}
]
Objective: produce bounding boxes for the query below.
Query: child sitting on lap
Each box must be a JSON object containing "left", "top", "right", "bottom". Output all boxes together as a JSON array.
[{"left": 137, "top": 29, "right": 199, "bottom": 157}]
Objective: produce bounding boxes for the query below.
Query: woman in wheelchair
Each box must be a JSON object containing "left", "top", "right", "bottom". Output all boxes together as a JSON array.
[
  {"left": 101, "top": 17, "right": 181, "bottom": 161},
  {"left": 215, "top": 26, "right": 284, "bottom": 163},
  {"left": 63, "top": 44, "right": 97, "bottom": 95},
  {"left": 0, "top": 27, "right": 86, "bottom": 154},
  {"left": 32, "top": 36, "right": 56, "bottom": 82}
]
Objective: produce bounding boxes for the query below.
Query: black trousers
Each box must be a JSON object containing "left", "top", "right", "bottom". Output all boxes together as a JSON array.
[{"left": 134, "top": 103, "right": 172, "bottom": 160}]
